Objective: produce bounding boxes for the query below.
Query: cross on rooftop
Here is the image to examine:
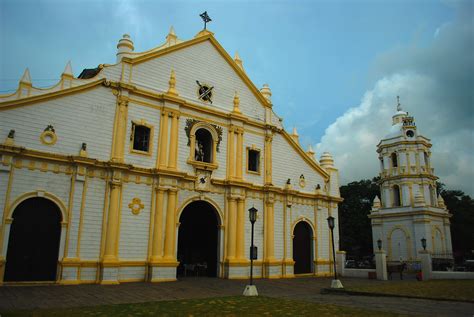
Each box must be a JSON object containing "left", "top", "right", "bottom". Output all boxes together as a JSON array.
[{"left": 200, "top": 11, "right": 212, "bottom": 29}]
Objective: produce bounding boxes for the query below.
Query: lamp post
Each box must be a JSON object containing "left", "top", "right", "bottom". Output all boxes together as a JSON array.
[
  {"left": 327, "top": 216, "right": 343, "bottom": 288},
  {"left": 243, "top": 206, "right": 258, "bottom": 296},
  {"left": 421, "top": 237, "right": 427, "bottom": 251},
  {"left": 377, "top": 239, "right": 382, "bottom": 251}
]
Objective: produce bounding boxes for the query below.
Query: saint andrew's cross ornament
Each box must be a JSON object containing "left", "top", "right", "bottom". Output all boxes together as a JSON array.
[{"left": 196, "top": 80, "right": 214, "bottom": 104}]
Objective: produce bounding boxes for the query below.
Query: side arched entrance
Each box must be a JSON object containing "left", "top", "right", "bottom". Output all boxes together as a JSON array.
[
  {"left": 4, "top": 197, "right": 62, "bottom": 282},
  {"left": 177, "top": 200, "right": 220, "bottom": 277},
  {"left": 293, "top": 221, "right": 313, "bottom": 274}
]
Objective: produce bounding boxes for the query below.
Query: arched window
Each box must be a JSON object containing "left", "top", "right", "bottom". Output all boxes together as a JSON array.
[
  {"left": 186, "top": 121, "right": 221, "bottom": 170},
  {"left": 393, "top": 185, "right": 401, "bottom": 207},
  {"left": 424, "top": 152, "right": 430, "bottom": 169},
  {"left": 430, "top": 185, "right": 436, "bottom": 206},
  {"left": 195, "top": 128, "right": 213, "bottom": 163},
  {"left": 391, "top": 153, "right": 398, "bottom": 168}
]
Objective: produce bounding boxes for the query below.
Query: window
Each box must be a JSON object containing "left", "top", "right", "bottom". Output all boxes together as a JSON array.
[
  {"left": 195, "top": 128, "right": 213, "bottom": 163},
  {"left": 247, "top": 148, "right": 260, "bottom": 173},
  {"left": 430, "top": 185, "right": 436, "bottom": 206},
  {"left": 186, "top": 121, "right": 220, "bottom": 170},
  {"left": 391, "top": 152, "right": 398, "bottom": 168},
  {"left": 424, "top": 152, "right": 430, "bottom": 168},
  {"left": 131, "top": 122, "right": 151, "bottom": 153},
  {"left": 393, "top": 185, "right": 401, "bottom": 207}
]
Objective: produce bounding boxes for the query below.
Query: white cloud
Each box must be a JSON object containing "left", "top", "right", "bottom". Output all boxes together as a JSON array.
[
  {"left": 316, "top": 7, "right": 474, "bottom": 196},
  {"left": 113, "top": 0, "right": 151, "bottom": 38}
]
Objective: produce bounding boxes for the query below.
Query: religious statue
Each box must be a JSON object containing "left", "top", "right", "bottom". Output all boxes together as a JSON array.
[{"left": 195, "top": 141, "right": 204, "bottom": 161}]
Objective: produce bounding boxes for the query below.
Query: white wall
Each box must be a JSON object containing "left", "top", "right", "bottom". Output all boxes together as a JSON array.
[
  {"left": 272, "top": 133, "right": 325, "bottom": 192},
  {"left": 119, "top": 181, "right": 153, "bottom": 260},
  {"left": 0, "top": 87, "right": 115, "bottom": 162}
]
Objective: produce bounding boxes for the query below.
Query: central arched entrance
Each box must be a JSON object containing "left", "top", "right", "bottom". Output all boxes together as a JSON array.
[
  {"left": 293, "top": 221, "right": 313, "bottom": 274},
  {"left": 4, "top": 197, "right": 62, "bottom": 282},
  {"left": 177, "top": 200, "right": 220, "bottom": 277}
]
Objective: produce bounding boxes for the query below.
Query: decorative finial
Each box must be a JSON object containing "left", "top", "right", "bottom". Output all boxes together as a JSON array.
[
  {"left": 397, "top": 96, "right": 402, "bottom": 112},
  {"left": 292, "top": 127, "right": 298, "bottom": 136},
  {"left": 62, "top": 61, "right": 74, "bottom": 80},
  {"left": 166, "top": 26, "right": 178, "bottom": 45},
  {"left": 307, "top": 145, "right": 316, "bottom": 159},
  {"left": 167, "top": 69, "right": 178, "bottom": 96},
  {"left": 116, "top": 34, "right": 134, "bottom": 63},
  {"left": 320, "top": 152, "right": 335, "bottom": 168},
  {"left": 372, "top": 196, "right": 381, "bottom": 210},
  {"left": 20, "top": 68, "right": 32, "bottom": 85},
  {"left": 437, "top": 195, "right": 446, "bottom": 209},
  {"left": 291, "top": 127, "right": 299, "bottom": 144},
  {"left": 200, "top": 11, "right": 212, "bottom": 30},
  {"left": 233, "top": 91, "right": 241, "bottom": 113},
  {"left": 234, "top": 51, "right": 244, "bottom": 71},
  {"left": 260, "top": 84, "right": 272, "bottom": 103}
]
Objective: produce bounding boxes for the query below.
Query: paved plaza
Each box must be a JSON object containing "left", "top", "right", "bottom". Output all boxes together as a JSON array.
[{"left": 0, "top": 277, "right": 473, "bottom": 316}]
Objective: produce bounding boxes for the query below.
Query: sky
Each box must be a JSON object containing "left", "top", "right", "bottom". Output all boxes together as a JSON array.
[{"left": 1, "top": 0, "right": 473, "bottom": 195}]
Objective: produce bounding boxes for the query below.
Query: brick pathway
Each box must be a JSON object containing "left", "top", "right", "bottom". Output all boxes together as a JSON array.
[{"left": 0, "top": 277, "right": 473, "bottom": 316}]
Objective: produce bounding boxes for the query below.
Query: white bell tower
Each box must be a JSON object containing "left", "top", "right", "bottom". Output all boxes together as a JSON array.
[{"left": 369, "top": 97, "right": 453, "bottom": 262}]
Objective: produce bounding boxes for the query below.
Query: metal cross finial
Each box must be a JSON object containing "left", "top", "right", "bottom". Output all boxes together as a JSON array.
[
  {"left": 200, "top": 11, "right": 212, "bottom": 29},
  {"left": 396, "top": 95, "right": 402, "bottom": 111}
]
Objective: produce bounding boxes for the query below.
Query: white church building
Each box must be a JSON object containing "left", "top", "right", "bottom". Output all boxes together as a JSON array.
[{"left": 0, "top": 27, "right": 342, "bottom": 285}]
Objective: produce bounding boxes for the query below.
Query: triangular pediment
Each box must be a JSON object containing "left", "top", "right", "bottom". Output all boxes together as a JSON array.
[{"left": 127, "top": 34, "right": 270, "bottom": 119}]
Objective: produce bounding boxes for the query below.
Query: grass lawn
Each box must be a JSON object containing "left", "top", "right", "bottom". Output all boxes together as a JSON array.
[
  {"left": 0, "top": 296, "right": 411, "bottom": 317},
  {"left": 347, "top": 279, "right": 474, "bottom": 301}
]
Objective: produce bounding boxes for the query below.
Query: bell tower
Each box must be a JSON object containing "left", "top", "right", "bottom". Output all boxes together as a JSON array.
[{"left": 369, "top": 97, "right": 452, "bottom": 262}]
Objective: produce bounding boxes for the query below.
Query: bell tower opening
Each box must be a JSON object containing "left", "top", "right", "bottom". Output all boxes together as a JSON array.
[
  {"left": 177, "top": 201, "right": 220, "bottom": 277},
  {"left": 4, "top": 197, "right": 62, "bottom": 282},
  {"left": 391, "top": 153, "right": 398, "bottom": 168},
  {"left": 392, "top": 185, "right": 401, "bottom": 207}
]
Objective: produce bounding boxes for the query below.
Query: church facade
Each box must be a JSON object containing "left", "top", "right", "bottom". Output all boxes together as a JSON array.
[
  {"left": 0, "top": 28, "right": 342, "bottom": 285},
  {"left": 370, "top": 99, "right": 452, "bottom": 262}
]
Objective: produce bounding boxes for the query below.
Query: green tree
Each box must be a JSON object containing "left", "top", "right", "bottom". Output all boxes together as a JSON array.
[
  {"left": 338, "top": 177, "right": 380, "bottom": 256},
  {"left": 437, "top": 183, "right": 474, "bottom": 260}
]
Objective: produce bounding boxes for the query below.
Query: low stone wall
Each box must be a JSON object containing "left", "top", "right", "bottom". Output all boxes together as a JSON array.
[
  {"left": 431, "top": 271, "right": 474, "bottom": 280},
  {"left": 343, "top": 268, "right": 375, "bottom": 278}
]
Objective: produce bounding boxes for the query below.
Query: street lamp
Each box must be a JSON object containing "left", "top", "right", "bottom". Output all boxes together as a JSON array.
[
  {"left": 327, "top": 216, "right": 343, "bottom": 288},
  {"left": 377, "top": 239, "right": 382, "bottom": 251},
  {"left": 421, "top": 237, "right": 427, "bottom": 251},
  {"left": 243, "top": 206, "right": 258, "bottom": 296}
]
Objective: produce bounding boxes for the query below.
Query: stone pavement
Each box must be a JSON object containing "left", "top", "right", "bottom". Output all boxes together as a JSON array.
[{"left": 0, "top": 277, "right": 473, "bottom": 316}]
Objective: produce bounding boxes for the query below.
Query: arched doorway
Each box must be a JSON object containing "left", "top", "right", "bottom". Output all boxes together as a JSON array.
[
  {"left": 389, "top": 229, "right": 409, "bottom": 261},
  {"left": 293, "top": 221, "right": 313, "bottom": 274},
  {"left": 5, "top": 197, "right": 62, "bottom": 282},
  {"left": 177, "top": 201, "right": 220, "bottom": 277}
]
